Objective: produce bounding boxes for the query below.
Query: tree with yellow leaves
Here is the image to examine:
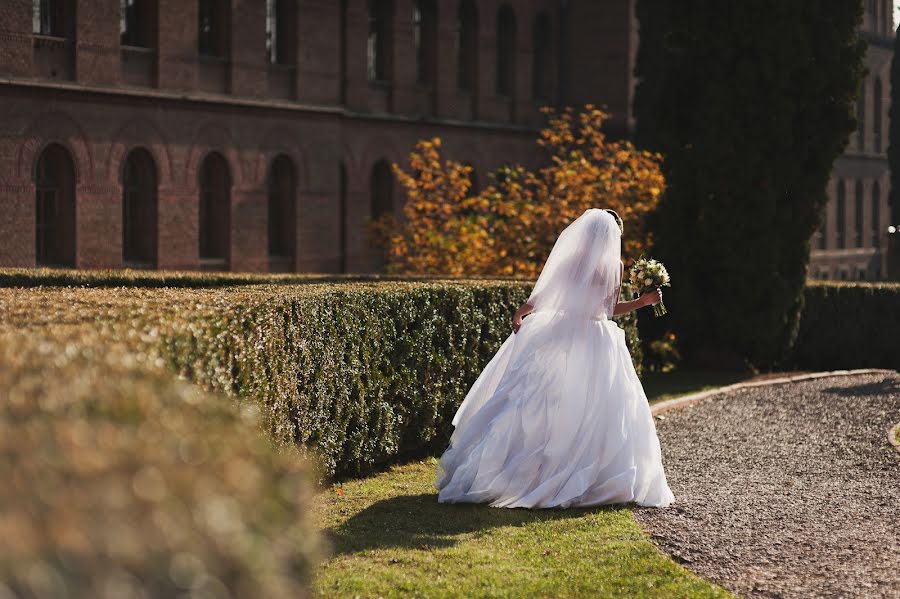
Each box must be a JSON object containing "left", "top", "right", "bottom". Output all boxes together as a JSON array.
[{"left": 373, "top": 106, "right": 665, "bottom": 278}]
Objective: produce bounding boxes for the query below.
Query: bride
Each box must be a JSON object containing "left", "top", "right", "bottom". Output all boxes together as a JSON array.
[{"left": 434, "top": 208, "right": 675, "bottom": 509}]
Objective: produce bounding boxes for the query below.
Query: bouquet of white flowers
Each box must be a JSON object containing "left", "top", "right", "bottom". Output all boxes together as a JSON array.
[{"left": 629, "top": 257, "right": 670, "bottom": 317}]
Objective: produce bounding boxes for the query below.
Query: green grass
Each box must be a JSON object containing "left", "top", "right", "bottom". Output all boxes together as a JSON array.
[{"left": 313, "top": 459, "right": 733, "bottom": 599}]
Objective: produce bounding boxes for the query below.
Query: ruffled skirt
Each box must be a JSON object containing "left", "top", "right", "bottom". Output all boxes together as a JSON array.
[{"left": 435, "top": 310, "right": 675, "bottom": 509}]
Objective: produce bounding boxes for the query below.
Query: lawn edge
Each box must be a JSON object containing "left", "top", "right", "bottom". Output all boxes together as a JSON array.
[{"left": 649, "top": 368, "right": 897, "bottom": 417}]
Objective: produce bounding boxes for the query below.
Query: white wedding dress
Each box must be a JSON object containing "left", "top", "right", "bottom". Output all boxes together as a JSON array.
[{"left": 435, "top": 209, "right": 675, "bottom": 509}]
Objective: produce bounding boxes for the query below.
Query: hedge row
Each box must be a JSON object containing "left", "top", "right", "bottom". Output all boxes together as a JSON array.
[
  {"left": 0, "top": 273, "right": 642, "bottom": 481},
  {"left": 157, "top": 280, "right": 643, "bottom": 477},
  {"left": 0, "top": 319, "right": 320, "bottom": 598},
  {"left": 792, "top": 280, "right": 900, "bottom": 371}
]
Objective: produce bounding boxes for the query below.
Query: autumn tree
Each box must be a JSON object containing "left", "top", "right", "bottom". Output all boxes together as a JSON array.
[{"left": 375, "top": 106, "right": 665, "bottom": 279}]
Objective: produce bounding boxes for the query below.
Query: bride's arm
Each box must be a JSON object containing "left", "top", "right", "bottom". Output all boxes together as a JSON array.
[
  {"left": 611, "top": 261, "right": 661, "bottom": 316},
  {"left": 511, "top": 302, "right": 534, "bottom": 333},
  {"left": 613, "top": 290, "right": 662, "bottom": 316}
]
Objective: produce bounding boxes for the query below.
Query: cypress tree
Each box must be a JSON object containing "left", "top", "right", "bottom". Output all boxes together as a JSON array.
[{"left": 634, "top": 0, "right": 866, "bottom": 369}]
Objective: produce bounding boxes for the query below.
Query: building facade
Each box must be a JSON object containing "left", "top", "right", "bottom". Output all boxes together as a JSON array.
[
  {"left": 810, "top": 0, "right": 895, "bottom": 281},
  {"left": 0, "top": 0, "right": 637, "bottom": 273}
]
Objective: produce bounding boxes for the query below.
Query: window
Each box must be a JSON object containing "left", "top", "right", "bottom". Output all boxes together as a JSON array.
[
  {"left": 532, "top": 12, "right": 552, "bottom": 100},
  {"left": 198, "top": 0, "right": 228, "bottom": 57},
  {"left": 496, "top": 5, "right": 516, "bottom": 96},
  {"left": 198, "top": 153, "right": 231, "bottom": 265},
  {"left": 854, "top": 180, "right": 864, "bottom": 247},
  {"left": 267, "top": 155, "right": 296, "bottom": 260},
  {"left": 34, "top": 144, "right": 76, "bottom": 267},
  {"left": 266, "top": 0, "right": 297, "bottom": 65},
  {"left": 874, "top": 78, "right": 883, "bottom": 152},
  {"left": 367, "top": 0, "right": 393, "bottom": 82},
  {"left": 33, "top": 0, "right": 67, "bottom": 37},
  {"left": 371, "top": 160, "right": 393, "bottom": 220},
  {"left": 836, "top": 179, "right": 846, "bottom": 249},
  {"left": 122, "top": 148, "right": 158, "bottom": 265},
  {"left": 857, "top": 83, "right": 866, "bottom": 151},
  {"left": 457, "top": 1, "right": 478, "bottom": 91},
  {"left": 120, "top": 0, "right": 156, "bottom": 47},
  {"left": 414, "top": 0, "right": 437, "bottom": 85},
  {"left": 872, "top": 181, "right": 881, "bottom": 248}
]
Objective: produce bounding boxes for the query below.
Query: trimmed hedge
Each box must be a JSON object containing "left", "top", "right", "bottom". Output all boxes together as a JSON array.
[
  {"left": 791, "top": 281, "right": 900, "bottom": 371},
  {"left": 155, "top": 280, "right": 643, "bottom": 477},
  {"left": 0, "top": 272, "right": 642, "bottom": 480},
  {"left": 0, "top": 330, "right": 320, "bottom": 598}
]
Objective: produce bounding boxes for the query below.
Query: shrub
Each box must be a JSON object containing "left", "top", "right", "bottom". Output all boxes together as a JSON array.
[
  {"left": 790, "top": 281, "right": 900, "bottom": 371},
  {"left": 0, "top": 332, "right": 320, "bottom": 598},
  {"left": 0, "top": 273, "right": 642, "bottom": 480},
  {"left": 158, "top": 280, "right": 644, "bottom": 477}
]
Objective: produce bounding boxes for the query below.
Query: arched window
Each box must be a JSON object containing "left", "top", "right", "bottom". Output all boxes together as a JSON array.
[
  {"left": 198, "top": 152, "right": 231, "bottom": 266},
  {"left": 266, "top": 0, "right": 297, "bottom": 65},
  {"left": 33, "top": 0, "right": 70, "bottom": 37},
  {"left": 120, "top": 0, "right": 157, "bottom": 48},
  {"left": 267, "top": 155, "right": 296, "bottom": 266},
  {"left": 836, "top": 179, "right": 846, "bottom": 249},
  {"left": 198, "top": 0, "right": 229, "bottom": 57},
  {"left": 854, "top": 180, "right": 864, "bottom": 247},
  {"left": 370, "top": 160, "right": 393, "bottom": 220},
  {"left": 872, "top": 181, "right": 881, "bottom": 248},
  {"left": 34, "top": 144, "right": 76, "bottom": 267},
  {"left": 122, "top": 148, "right": 158, "bottom": 266},
  {"left": 532, "top": 12, "right": 552, "bottom": 100},
  {"left": 874, "top": 77, "right": 883, "bottom": 152},
  {"left": 414, "top": 0, "right": 437, "bottom": 85},
  {"left": 367, "top": 0, "right": 393, "bottom": 82},
  {"left": 857, "top": 82, "right": 866, "bottom": 151},
  {"left": 457, "top": 1, "right": 478, "bottom": 91},
  {"left": 496, "top": 5, "right": 516, "bottom": 96},
  {"left": 339, "top": 162, "right": 348, "bottom": 273}
]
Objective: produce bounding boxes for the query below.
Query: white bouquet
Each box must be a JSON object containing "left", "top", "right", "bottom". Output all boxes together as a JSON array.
[{"left": 629, "top": 257, "right": 670, "bottom": 317}]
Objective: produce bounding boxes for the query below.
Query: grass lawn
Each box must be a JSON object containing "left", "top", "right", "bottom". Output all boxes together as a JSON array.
[{"left": 313, "top": 459, "right": 733, "bottom": 598}]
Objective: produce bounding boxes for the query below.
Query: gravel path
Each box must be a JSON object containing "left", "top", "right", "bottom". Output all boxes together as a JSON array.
[{"left": 633, "top": 372, "right": 900, "bottom": 598}]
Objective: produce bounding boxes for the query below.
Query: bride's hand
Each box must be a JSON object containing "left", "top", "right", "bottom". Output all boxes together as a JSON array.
[
  {"left": 639, "top": 288, "right": 662, "bottom": 307},
  {"left": 512, "top": 315, "right": 523, "bottom": 334}
]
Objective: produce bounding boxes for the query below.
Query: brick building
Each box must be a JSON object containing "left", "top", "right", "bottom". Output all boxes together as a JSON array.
[
  {"left": 809, "top": 1, "right": 896, "bottom": 281},
  {"left": 0, "top": 0, "right": 638, "bottom": 272}
]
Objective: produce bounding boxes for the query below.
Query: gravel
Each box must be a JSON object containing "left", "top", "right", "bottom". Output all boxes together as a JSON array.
[{"left": 633, "top": 372, "right": 900, "bottom": 599}]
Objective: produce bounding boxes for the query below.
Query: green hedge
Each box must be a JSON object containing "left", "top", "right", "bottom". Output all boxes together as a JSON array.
[
  {"left": 791, "top": 281, "right": 900, "bottom": 371},
  {"left": 158, "top": 280, "right": 643, "bottom": 478},
  {"left": 0, "top": 328, "right": 320, "bottom": 598},
  {"left": 0, "top": 272, "right": 642, "bottom": 481}
]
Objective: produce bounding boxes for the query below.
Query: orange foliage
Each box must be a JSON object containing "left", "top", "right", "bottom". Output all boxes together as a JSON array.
[{"left": 372, "top": 106, "right": 665, "bottom": 278}]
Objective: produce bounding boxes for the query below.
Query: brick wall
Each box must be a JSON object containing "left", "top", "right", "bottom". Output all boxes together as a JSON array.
[{"left": 0, "top": 0, "right": 634, "bottom": 273}]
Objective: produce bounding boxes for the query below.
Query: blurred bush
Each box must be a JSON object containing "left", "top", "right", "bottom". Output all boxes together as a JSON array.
[{"left": 0, "top": 332, "right": 319, "bottom": 599}]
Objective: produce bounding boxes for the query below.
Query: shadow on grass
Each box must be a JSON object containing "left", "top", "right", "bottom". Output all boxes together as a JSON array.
[
  {"left": 324, "top": 492, "right": 620, "bottom": 557},
  {"left": 820, "top": 374, "right": 900, "bottom": 398},
  {"left": 641, "top": 370, "right": 750, "bottom": 403}
]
